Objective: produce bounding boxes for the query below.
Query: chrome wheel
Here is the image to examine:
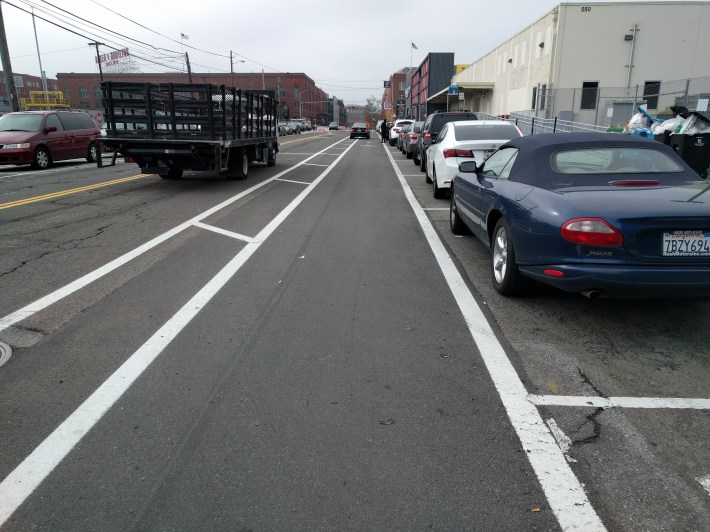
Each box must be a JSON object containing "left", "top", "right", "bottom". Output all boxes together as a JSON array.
[{"left": 492, "top": 226, "right": 508, "bottom": 285}]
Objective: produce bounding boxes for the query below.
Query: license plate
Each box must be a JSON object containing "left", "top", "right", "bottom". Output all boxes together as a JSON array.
[{"left": 662, "top": 230, "right": 710, "bottom": 256}]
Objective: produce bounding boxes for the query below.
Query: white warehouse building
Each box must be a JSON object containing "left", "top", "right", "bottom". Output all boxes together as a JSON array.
[{"left": 452, "top": 1, "right": 710, "bottom": 126}]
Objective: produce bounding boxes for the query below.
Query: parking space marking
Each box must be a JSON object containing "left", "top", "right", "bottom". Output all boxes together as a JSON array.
[
  {"left": 0, "top": 138, "right": 350, "bottom": 335},
  {"left": 0, "top": 139, "right": 358, "bottom": 528},
  {"left": 192, "top": 222, "right": 257, "bottom": 243},
  {"left": 277, "top": 178, "right": 312, "bottom": 185},
  {"left": 384, "top": 145, "right": 605, "bottom": 531},
  {"left": 423, "top": 208, "right": 448, "bottom": 211},
  {"left": 530, "top": 394, "right": 710, "bottom": 410},
  {"left": 302, "top": 163, "right": 330, "bottom": 167}
]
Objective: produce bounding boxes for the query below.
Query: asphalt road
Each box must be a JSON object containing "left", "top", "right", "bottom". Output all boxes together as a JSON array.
[{"left": 0, "top": 129, "right": 708, "bottom": 531}]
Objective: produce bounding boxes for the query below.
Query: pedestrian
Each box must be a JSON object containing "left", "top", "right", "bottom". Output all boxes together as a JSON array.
[{"left": 380, "top": 120, "right": 388, "bottom": 143}]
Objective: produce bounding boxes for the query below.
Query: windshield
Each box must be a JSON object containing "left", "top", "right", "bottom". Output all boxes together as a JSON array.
[
  {"left": 552, "top": 147, "right": 684, "bottom": 173},
  {"left": 0, "top": 113, "right": 43, "bottom": 132}
]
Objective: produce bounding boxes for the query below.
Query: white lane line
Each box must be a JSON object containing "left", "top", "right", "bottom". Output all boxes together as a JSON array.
[
  {"left": 402, "top": 174, "right": 422, "bottom": 177},
  {"left": 0, "top": 138, "right": 358, "bottom": 528},
  {"left": 277, "top": 153, "right": 317, "bottom": 156},
  {"left": 530, "top": 395, "right": 710, "bottom": 410},
  {"left": 302, "top": 163, "right": 329, "bottom": 167},
  {"left": 383, "top": 146, "right": 605, "bottom": 531},
  {"left": 192, "top": 222, "right": 257, "bottom": 243},
  {"left": 696, "top": 475, "right": 710, "bottom": 497},
  {"left": 423, "top": 208, "right": 449, "bottom": 211},
  {"left": 277, "top": 178, "right": 311, "bottom": 185},
  {"left": 0, "top": 138, "right": 350, "bottom": 334}
]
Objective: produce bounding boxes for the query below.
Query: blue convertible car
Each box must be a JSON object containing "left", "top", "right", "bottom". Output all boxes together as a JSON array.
[{"left": 449, "top": 133, "right": 710, "bottom": 298}]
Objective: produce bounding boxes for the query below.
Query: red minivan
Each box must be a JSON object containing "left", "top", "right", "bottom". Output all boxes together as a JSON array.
[{"left": 0, "top": 110, "right": 101, "bottom": 169}]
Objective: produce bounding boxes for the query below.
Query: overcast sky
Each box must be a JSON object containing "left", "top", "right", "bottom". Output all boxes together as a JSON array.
[{"left": 1, "top": 0, "right": 670, "bottom": 104}]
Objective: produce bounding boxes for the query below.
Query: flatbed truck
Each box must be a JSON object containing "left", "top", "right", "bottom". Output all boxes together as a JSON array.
[{"left": 98, "top": 81, "right": 278, "bottom": 179}]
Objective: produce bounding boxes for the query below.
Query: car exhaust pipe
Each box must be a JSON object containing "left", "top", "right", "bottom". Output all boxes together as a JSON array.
[{"left": 581, "top": 290, "right": 602, "bottom": 299}]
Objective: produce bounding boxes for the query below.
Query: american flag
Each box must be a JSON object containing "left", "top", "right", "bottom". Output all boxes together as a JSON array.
[
  {"left": 411, "top": 42, "right": 418, "bottom": 50},
  {"left": 181, "top": 33, "right": 189, "bottom": 40}
]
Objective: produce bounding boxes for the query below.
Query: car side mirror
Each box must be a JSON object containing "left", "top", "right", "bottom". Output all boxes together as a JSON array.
[
  {"left": 45, "top": 126, "right": 58, "bottom": 133},
  {"left": 458, "top": 161, "right": 478, "bottom": 173}
]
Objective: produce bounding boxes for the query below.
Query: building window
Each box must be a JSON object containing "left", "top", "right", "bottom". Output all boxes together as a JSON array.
[
  {"left": 94, "top": 86, "right": 102, "bottom": 98},
  {"left": 531, "top": 86, "right": 537, "bottom": 109},
  {"left": 643, "top": 81, "right": 661, "bottom": 110},
  {"left": 581, "top": 82, "right": 598, "bottom": 110},
  {"left": 399, "top": 81, "right": 405, "bottom": 90},
  {"left": 294, "top": 87, "right": 299, "bottom": 98},
  {"left": 539, "top": 84, "right": 546, "bottom": 110},
  {"left": 63, "top": 88, "right": 71, "bottom": 99},
  {"left": 79, "top": 86, "right": 88, "bottom": 98}
]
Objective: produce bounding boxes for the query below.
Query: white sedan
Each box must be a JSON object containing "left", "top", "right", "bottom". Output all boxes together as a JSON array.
[{"left": 425, "top": 120, "right": 523, "bottom": 198}]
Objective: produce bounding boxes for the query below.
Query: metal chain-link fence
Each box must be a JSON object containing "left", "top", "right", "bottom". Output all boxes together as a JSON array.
[{"left": 525, "top": 76, "right": 710, "bottom": 128}]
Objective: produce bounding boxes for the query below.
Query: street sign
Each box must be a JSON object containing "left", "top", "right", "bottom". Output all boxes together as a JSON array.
[
  {"left": 384, "top": 81, "right": 391, "bottom": 88},
  {"left": 448, "top": 85, "right": 459, "bottom": 96}
]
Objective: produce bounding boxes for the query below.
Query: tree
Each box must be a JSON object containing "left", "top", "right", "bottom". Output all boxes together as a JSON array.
[{"left": 364, "top": 95, "right": 383, "bottom": 125}]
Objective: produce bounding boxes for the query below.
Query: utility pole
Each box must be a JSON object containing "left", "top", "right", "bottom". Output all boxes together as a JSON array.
[
  {"left": 0, "top": 2, "right": 20, "bottom": 111},
  {"left": 185, "top": 52, "right": 192, "bottom": 82},
  {"left": 230, "top": 50, "right": 234, "bottom": 88},
  {"left": 262, "top": 69, "right": 265, "bottom": 90},
  {"left": 88, "top": 41, "right": 105, "bottom": 81}
]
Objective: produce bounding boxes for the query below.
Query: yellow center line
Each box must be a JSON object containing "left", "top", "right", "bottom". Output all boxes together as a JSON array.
[{"left": 0, "top": 174, "right": 151, "bottom": 211}]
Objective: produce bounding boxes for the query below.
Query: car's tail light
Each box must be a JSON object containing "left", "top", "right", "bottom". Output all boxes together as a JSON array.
[
  {"left": 424, "top": 133, "right": 431, "bottom": 139},
  {"left": 561, "top": 218, "right": 623, "bottom": 246},
  {"left": 442, "top": 149, "right": 474, "bottom": 159}
]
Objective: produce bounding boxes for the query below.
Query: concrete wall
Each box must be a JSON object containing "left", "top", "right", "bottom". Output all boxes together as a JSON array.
[{"left": 453, "top": 2, "right": 710, "bottom": 118}]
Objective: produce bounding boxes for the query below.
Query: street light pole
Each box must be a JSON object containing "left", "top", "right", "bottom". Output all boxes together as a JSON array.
[
  {"left": 229, "top": 51, "right": 245, "bottom": 88},
  {"left": 299, "top": 89, "right": 311, "bottom": 120}
]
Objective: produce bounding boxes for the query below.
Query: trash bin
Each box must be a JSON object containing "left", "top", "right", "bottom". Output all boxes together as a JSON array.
[
  {"left": 654, "top": 130, "right": 673, "bottom": 146},
  {"left": 670, "top": 133, "right": 710, "bottom": 178}
]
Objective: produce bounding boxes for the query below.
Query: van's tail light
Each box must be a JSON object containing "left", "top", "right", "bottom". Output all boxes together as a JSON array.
[
  {"left": 443, "top": 149, "right": 474, "bottom": 159},
  {"left": 561, "top": 218, "right": 623, "bottom": 246}
]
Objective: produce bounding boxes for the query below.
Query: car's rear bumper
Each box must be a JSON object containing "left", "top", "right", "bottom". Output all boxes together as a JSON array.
[{"left": 520, "top": 263, "right": 710, "bottom": 297}]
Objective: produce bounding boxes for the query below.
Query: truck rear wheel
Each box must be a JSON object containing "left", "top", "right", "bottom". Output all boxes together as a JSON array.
[
  {"left": 226, "top": 149, "right": 248, "bottom": 180},
  {"left": 267, "top": 144, "right": 276, "bottom": 167}
]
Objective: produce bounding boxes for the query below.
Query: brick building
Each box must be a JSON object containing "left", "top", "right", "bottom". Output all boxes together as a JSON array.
[
  {"left": 56, "top": 71, "right": 333, "bottom": 126},
  {"left": 382, "top": 69, "right": 410, "bottom": 122},
  {"left": 1, "top": 71, "right": 60, "bottom": 113}
]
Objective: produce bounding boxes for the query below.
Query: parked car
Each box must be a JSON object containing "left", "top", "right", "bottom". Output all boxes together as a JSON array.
[
  {"left": 287, "top": 120, "right": 302, "bottom": 134},
  {"left": 0, "top": 110, "right": 101, "bottom": 169},
  {"left": 414, "top": 110, "right": 478, "bottom": 170},
  {"left": 388, "top": 119, "right": 414, "bottom": 146},
  {"left": 404, "top": 121, "right": 424, "bottom": 159},
  {"left": 329, "top": 122, "right": 339, "bottom": 130},
  {"left": 349, "top": 122, "right": 370, "bottom": 139},
  {"left": 397, "top": 124, "right": 411, "bottom": 152},
  {"left": 426, "top": 120, "right": 523, "bottom": 198},
  {"left": 449, "top": 132, "right": 710, "bottom": 298}
]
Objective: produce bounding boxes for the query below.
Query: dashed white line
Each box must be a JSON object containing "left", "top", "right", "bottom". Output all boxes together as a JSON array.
[
  {"left": 192, "top": 222, "right": 257, "bottom": 243},
  {"left": 422, "top": 208, "right": 449, "bottom": 211},
  {"left": 384, "top": 145, "right": 606, "bottom": 531},
  {"left": 302, "top": 163, "right": 329, "bottom": 167},
  {"left": 0, "top": 138, "right": 358, "bottom": 527},
  {"left": 277, "top": 178, "right": 312, "bottom": 185}
]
